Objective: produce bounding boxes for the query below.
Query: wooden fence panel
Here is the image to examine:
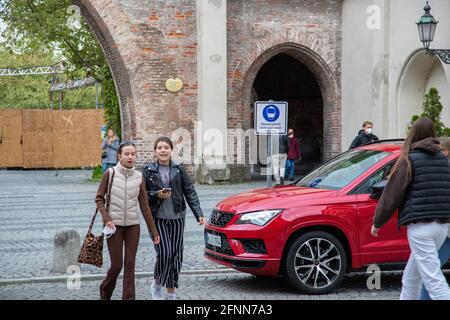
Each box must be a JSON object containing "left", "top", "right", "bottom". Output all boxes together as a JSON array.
[
  {"left": 0, "top": 109, "right": 104, "bottom": 169},
  {"left": 22, "top": 110, "right": 53, "bottom": 168},
  {"left": 0, "top": 109, "right": 23, "bottom": 167},
  {"left": 52, "top": 110, "right": 103, "bottom": 168}
]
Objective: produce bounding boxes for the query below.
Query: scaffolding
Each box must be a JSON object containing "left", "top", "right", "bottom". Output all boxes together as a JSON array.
[
  {"left": 0, "top": 61, "right": 102, "bottom": 110},
  {"left": 0, "top": 63, "right": 64, "bottom": 76}
]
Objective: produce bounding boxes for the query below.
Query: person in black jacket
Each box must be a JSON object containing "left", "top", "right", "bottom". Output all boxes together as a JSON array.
[
  {"left": 143, "top": 136, "right": 205, "bottom": 300},
  {"left": 371, "top": 117, "right": 450, "bottom": 300},
  {"left": 419, "top": 137, "right": 450, "bottom": 300},
  {"left": 349, "top": 121, "right": 379, "bottom": 149}
]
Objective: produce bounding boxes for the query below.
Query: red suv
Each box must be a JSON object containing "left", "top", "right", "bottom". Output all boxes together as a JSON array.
[{"left": 204, "top": 140, "right": 409, "bottom": 294}]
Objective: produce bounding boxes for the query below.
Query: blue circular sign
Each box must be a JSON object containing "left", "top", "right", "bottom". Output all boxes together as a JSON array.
[{"left": 262, "top": 105, "right": 280, "bottom": 122}]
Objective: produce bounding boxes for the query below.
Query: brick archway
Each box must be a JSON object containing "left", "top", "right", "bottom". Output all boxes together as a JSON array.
[
  {"left": 71, "top": 0, "right": 200, "bottom": 174},
  {"left": 229, "top": 34, "right": 341, "bottom": 164},
  {"left": 72, "top": 0, "right": 136, "bottom": 138}
]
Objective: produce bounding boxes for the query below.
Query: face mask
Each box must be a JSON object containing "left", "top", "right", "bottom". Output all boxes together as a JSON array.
[
  {"left": 366, "top": 128, "right": 372, "bottom": 135},
  {"left": 103, "top": 225, "right": 116, "bottom": 239}
]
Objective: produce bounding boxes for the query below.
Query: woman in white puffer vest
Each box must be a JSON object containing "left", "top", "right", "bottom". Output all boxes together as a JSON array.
[{"left": 96, "top": 141, "right": 160, "bottom": 300}]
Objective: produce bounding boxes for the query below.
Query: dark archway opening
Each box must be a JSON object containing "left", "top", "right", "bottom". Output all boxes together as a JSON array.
[{"left": 252, "top": 53, "right": 323, "bottom": 177}]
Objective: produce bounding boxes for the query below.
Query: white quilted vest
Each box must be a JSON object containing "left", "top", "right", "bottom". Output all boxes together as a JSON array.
[{"left": 108, "top": 162, "right": 142, "bottom": 226}]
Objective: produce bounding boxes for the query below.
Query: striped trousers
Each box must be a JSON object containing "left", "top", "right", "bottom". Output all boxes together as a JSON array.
[{"left": 154, "top": 218, "right": 185, "bottom": 289}]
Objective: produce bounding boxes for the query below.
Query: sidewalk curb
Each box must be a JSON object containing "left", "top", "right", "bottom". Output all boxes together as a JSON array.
[{"left": 0, "top": 269, "right": 239, "bottom": 287}]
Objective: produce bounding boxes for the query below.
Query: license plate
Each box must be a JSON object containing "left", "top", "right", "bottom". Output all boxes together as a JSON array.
[{"left": 206, "top": 233, "right": 221, "bottom": 247}]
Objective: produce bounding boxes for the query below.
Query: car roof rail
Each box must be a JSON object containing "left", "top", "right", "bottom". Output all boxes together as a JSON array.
[{"left": 363, "top": 139, "right": 405, "bottom": 146}]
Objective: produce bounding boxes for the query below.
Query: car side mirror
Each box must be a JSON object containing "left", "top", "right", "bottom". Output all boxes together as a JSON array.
[{"left": 369, "top": 179, "right": 388, "bottom": 200}]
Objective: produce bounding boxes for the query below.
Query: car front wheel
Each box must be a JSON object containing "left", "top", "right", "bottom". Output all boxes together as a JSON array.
[{"left": 285, "top": 231, "right": 347, "bottom": 295}]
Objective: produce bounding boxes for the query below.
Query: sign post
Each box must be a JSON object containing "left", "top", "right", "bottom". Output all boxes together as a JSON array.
[{"left": 254, "top": 101, "right": 288, "bottom": 187}]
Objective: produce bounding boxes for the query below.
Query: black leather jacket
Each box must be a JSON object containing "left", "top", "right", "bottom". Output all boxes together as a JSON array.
[{"left": 143, "top": 160, "right": 204, "bottom": 221}]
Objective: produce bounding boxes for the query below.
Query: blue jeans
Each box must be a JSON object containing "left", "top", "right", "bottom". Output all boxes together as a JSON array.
[
  {"left": 102, "top": 163, "right": 115, "bottom": 173},
  {"left": 285, "top": 159, "right": 296, "bottom": 180},
  {"left": 419, "top": 237, "right": 450, "bottom": 300}
]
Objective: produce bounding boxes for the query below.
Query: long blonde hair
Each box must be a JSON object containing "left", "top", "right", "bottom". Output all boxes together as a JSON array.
[{"left": 390, "top": 117, "right": 436, "bottom": 179}]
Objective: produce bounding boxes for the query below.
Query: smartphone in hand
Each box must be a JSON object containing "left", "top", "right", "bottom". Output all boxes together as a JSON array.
[{"left": 161, "top": 187, "right": 172, "bottom": 193}]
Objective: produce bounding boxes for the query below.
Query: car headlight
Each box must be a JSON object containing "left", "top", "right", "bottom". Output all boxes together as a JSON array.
[{"left": 235, "top": 209, "right": 283, "bottom": 226}]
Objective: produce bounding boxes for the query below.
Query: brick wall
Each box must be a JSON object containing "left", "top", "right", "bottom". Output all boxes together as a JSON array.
[{"left": 75, "top": 0, "right": 198, "bottom": 177}]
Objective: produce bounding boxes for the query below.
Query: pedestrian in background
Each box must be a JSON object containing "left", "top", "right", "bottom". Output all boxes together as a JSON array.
[
  {"left": 419, "top": 136, "right": 450, "bottom": 300},
  {"left": 349, "top": 121, "right": 379, "bottom": 149},
  {"left": 172, "top": 136, "right": 184, "bottom": 164},
  {"left": 271, "top": 133, "right": 290, "bottom": 185},
  {"left": 101, "top": 129, "right": 120, "bottom": 173},
  {"left": 371, "top": 117, "right": 450, "bottom": 300},
  {"left": 286, "top": 128, "right": 302, "bottom": 181},
  {"left": 143, "top": 137, "right": 205, "bottom": 300},
  {"left": 96, "top": 141, "right": 160, "bottom": 300},
  {"left": 440, "top": 137, "right": 450, "bottom": 159}
]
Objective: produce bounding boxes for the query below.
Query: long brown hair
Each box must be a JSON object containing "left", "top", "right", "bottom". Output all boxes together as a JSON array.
[
  {"left": 154, "top": 136, "right": 174, "bottom": 150},
  {"left": 390, "top": 117, "right": 436, "bottom": 179}
]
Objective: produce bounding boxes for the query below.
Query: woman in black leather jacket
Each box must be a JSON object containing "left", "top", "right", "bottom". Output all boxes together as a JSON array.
[{"left": 143, "top": 136, "right": 205, "bottom": 300}]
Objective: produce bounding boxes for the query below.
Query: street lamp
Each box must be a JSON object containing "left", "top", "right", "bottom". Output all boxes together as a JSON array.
[{"left": 416, "top": 2, "right": 450, "bottom": 64}]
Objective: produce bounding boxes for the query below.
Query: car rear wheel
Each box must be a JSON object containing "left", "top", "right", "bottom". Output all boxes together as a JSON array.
[{"left": 285, "top": 231, "right": 347, "bottom": 294}]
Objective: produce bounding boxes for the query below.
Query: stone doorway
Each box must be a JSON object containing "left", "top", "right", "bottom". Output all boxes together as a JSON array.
[{"left": 252, "top": 53, "right": 324, "bottom": 176}]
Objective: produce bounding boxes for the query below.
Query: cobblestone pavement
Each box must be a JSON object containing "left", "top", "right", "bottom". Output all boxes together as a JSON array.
[
  {"left": 3, "top": 169, "right": 447, "bottom": 300},
  {"left": 0, "top": 170, "right": 269, "bottom": 279},
  {"left": 0, "top": 272, "right": 408, "bottom": 300}
]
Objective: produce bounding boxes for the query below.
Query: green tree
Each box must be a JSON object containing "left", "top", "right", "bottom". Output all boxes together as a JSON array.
[
  {"left": 410, "top": 87, "right": 450, "bottom": 137},
  {"left": 0, "top": 0, "right": 121, "bottom": 135},
  {"left": 0, "top": 0, "right": 102, "bottom": 79},
  {"left": 100, "top": 65, "right": 121, "bottom": 140}
]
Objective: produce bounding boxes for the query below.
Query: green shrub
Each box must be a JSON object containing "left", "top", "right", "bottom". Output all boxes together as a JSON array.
[
  {"left": 91, "top": 165, "right": 103, "bottom": 181},
  {"left": 410, "top": 87, "right": 450, "bottom": 136}
]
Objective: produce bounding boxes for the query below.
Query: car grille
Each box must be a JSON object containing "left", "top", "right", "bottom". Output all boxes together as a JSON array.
[
  {"left": 204, "top": 229, "right": 235, "bottom": 256},
  {"left": 240, "top": 239, "right": 267, "bottom": 254},
  {"left": 209, "top": 209, "right": 234, "bottom": 227}
]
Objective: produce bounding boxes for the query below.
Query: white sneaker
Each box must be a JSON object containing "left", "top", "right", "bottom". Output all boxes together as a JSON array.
[
  {"left": 165, "top": 292, "right": 176, "bottom": 300},
  {"left": 151, "top": 281, "right": 165, "bottom": 300}
]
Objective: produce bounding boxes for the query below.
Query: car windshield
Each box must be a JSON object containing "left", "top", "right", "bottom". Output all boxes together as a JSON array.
[{"left": 296, "top": 149, "right": 391, "bottom": 190}]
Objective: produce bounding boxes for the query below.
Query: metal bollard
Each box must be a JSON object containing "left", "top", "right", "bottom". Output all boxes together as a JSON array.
[{"left": 51, "top": 228, "right": 81, "bottom": 273}]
